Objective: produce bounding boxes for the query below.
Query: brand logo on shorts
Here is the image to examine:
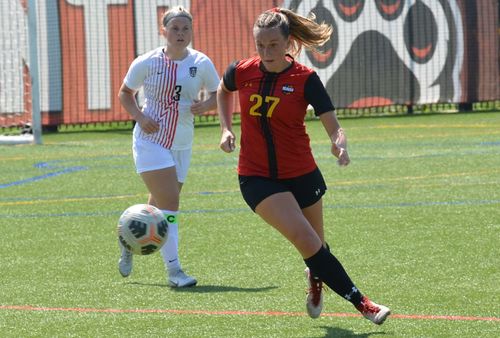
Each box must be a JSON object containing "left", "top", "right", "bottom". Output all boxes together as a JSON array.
[
  {"left": 315, "top": 188, "right": 321, "bottom": 196},
  {"left": 189, "top": 67, "right": 197, "bottom": 77}
]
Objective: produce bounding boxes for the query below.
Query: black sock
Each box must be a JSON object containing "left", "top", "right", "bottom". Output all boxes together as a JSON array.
[
  {"left": 309, "top": 243, "right": 330, "bottom": 279},
  {"left": 304, "top": 246, "right": 363, "bottom": 305}
]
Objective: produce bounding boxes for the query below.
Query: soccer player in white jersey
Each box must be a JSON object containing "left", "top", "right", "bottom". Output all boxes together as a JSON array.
[{"left": 117, "top": 6, "right": 220, "bottom": 287}]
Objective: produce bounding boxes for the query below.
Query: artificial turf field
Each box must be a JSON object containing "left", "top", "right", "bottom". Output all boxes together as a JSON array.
[{"left": 1, "top": 112, "right": 499, "bottom": 337}]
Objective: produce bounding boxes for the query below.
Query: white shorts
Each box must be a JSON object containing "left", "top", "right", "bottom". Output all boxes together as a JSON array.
[{"left": 132, "top": 137, "right": 192, "bottom": 183}]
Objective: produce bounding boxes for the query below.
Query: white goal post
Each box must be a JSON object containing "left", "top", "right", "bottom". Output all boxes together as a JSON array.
[{"left": 0, "top": 0, "right": 42, "bottom": 145}]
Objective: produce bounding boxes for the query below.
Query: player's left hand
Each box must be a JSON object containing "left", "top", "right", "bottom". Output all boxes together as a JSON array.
[
  {"left": 332, "top": 143, "right": 350, "bottom": 166},
  {"left": 190, "top": 100, "right": 206, "bottom": 115},
  {"left": 331, "top": 128, "right": 350, "bottom": 166}
]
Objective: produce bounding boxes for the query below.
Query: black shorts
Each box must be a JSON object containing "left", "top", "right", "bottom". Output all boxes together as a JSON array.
[{"left": 239, "top": 167, "right": 327, "bottom": 212}]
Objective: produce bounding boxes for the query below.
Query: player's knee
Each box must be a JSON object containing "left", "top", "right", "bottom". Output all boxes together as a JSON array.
[{"left": 287, "top": 223, "right": 322, "bottom": 255}]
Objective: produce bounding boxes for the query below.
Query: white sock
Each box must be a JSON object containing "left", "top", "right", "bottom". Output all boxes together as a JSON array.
[{"left": 160, "top": 210, "right": 181, "bottom": 273}]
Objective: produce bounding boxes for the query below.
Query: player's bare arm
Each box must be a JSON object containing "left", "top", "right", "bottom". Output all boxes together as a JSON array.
[
  {"left": 118, "top": 83, "right": 159, "bottom": 134},
  {"left": 319, "top": 110, "right": 350, "bottom": 166},
  {"left": 190, "top": 91, "right": 217, "bottom": 115},
  {"left": 217, "top": 82, "right": 235, "bottom": 152}
]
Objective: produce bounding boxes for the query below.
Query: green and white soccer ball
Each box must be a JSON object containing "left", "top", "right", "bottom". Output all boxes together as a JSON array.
[{"left": 117, "top": 204, "right": 168, "bottom": 255}]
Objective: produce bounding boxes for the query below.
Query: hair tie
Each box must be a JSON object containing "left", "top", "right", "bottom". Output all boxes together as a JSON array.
[{"left": 270, "top": 7, "right": 281, "bottom": 13}]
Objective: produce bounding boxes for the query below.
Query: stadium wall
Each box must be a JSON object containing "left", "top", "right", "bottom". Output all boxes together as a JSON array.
[{"left": 0, "top": 0, "right": 499, "bottom": 128}]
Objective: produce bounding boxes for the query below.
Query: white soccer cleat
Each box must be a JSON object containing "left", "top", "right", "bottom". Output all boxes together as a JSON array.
[
  {"left": 355, "top": 296, "right": 391, "bottom": 325},
  {"left": 305, "top": 267, "right": 324, "bottom": 319},
  {"left": 118, "top": 247, "right": 133, "bottom": 278},
  {"left": 168, "top": 269, "right": 197, "bottom": 288}
]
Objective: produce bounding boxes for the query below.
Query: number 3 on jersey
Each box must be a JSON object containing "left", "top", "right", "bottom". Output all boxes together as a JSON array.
[
  {"left": 249, "top": 94, "right": 280, "bottom": 118},
  {"left": 173, "top": 85, "right": 182, "bottom": 101}
]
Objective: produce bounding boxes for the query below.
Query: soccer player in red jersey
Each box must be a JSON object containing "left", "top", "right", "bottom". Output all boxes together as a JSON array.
[{"left": 217, "top": 7, "right": 390, "bottom": 324}]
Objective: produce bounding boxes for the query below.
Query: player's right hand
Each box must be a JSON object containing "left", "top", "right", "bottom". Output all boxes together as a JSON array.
[
  {"left": 136, "top": 113, "right": 159, "bottom": 134},
  {"left": 220, "top": 129, "right": 236, "bottom": 153}
]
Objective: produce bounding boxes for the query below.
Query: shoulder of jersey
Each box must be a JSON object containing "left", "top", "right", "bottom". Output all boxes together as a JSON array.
[
  {"left": 188, "top": 48, "right": 213, "bottom": 63},
  {"left": 292, "top": 60, "right": 314, "bottom": 74},
  {"left": 236, "top": 56, "right": 261, "bottom": 70}
]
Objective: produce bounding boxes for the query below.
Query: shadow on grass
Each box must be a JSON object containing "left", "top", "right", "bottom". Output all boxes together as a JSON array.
[
  {"left": 316, "top": 326, "right": 388, "bottom": 338},
  {"left": 126, "top": 281, "right": 277, "bottom": 293}
]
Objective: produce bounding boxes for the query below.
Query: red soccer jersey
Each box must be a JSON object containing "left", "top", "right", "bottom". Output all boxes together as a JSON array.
[{"left": 223, "top": 56, "right": 334, "bottom": 179}]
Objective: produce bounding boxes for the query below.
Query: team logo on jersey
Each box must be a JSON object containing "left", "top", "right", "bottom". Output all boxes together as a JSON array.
[
  {"left": 189, "top": 67, "right": 197, "bottom": 77},
  {"left": 282, "top": 84, "right": 295, "bottom": 94}
]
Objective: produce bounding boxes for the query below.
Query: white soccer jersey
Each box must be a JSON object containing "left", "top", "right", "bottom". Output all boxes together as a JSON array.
[{"left": 124, "top": 47, "right": 220, "bottom": 149}]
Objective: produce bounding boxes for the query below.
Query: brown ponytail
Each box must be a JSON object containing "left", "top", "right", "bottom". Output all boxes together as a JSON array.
[{"left": 254, "top": 7, "right": 332, "bottom": 57}]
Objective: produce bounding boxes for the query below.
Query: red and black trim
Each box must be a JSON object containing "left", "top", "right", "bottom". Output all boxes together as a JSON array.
[
  {"left": 256, "top": 71, "right": 280, "bottom": 179},
  {"left": 223, "top": 56, "right": 328, "bottom": 179}
]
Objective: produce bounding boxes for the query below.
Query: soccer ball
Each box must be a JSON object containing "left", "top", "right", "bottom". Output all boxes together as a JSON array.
[{"left": 117, "top": 204, "right": 168, "bottom": 255}]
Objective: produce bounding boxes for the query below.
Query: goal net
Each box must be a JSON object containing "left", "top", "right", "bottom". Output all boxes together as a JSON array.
[{"left": 0, "top": 0, "right": 41, "bottom": 145}]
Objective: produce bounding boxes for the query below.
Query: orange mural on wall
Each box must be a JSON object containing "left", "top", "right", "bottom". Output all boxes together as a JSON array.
[
  {"left": 0, "top": 0, "right": 498, "bottom": 128},
  {"left": 51, "top": 0, "right": 275, "bottom": 125}
]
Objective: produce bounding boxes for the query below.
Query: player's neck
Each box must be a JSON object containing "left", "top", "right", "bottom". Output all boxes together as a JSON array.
[
  {"left": 164, "top": 47, "right": 188, "bottom": 61},
  {"left": 260, "top": 59, "right": 292, "bottom": 73}
]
